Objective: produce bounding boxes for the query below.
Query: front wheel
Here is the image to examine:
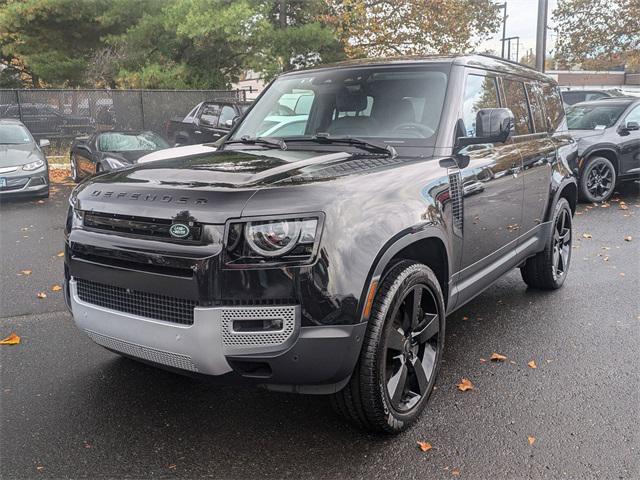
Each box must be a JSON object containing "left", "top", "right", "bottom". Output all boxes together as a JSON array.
[
  {"left": 579, "top": 156, "right": 616, "bottom": 203},
  {"left": 332, "top": 261, "right": 445, "bottom": 433},
  {"left": 521, "top": 197, "right": 572, "bottom": 290}
]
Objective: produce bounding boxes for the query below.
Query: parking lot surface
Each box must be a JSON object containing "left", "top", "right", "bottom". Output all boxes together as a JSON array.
[{"left": 1, "top": 182, "right": 638, "bottom": 479}]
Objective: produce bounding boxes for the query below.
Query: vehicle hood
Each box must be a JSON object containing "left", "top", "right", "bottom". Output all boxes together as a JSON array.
[
  {"left": 104, "top": 150, "right": 162, "bottom": 164},
  {"left": 72, "top": 147, "right": 418, "bottom": 223},
  {"left": 0, "top": 143, "right": 45, "bottom": 168},
  {"left": 137, "top": 144, "right": 217, "bottom": 164},
  {"left": 569, "top": 129, "right": 607, "bottom": 141}
]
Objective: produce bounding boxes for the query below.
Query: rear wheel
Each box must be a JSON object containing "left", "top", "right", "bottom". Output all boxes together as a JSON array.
[
  {"left": 521, "top": 198, "right": 572, "bottom": 290},
  {"left": 332, "top": 261, "right": 445, "bottom": 433},
  {"left": 579, "top": 156, "right": 616, "bottom": 203}
]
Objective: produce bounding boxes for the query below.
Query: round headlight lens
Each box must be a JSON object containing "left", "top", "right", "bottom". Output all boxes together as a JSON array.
[{"left": 245, "top": 220, "right": 302, "bottom": 257}]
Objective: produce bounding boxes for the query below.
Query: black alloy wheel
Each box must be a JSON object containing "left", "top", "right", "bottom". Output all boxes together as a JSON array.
[
  {"left": 551, "top": 207, "right": 572, "bottom": 281},
  {"left": 384, "top": 284, "right": 440, "bottom": 412},
  {"left": 580, "top": 156, "right": 616, "bottom": 202}
]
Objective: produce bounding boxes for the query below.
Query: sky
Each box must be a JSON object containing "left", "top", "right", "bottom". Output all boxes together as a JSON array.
[{"left": 479, "top": 0, "right": 559, "bottom": 61}]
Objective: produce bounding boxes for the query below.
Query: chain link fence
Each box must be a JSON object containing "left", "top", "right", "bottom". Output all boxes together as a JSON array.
[{"left": 0, "top": 88, "right": 247, "bottom": 155}]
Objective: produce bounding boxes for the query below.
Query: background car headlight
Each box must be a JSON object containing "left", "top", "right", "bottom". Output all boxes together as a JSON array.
[
  {"left": 226, "top": 215, "right": 322, "bottom": 266},
  {"left": 103, "top": 157, "right": 127, "bottom": 169},
  {"left": 22, "top": 159, "right": 45, "bottom": 171}
]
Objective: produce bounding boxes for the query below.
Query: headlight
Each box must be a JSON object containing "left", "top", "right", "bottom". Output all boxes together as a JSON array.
[
  {"left": 103, "top": 157, "right": 127, "bottom": 169},
  {"left": 225, "top": 215, "right": 323, "bottom": 267},
  {"left": 22, "top": 159, "right": 45, "bottom": 171}
]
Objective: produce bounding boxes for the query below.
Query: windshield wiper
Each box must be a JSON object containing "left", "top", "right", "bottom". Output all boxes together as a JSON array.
[
  {"left": 286, "top": 134, "right": 397, "bottom": 156},
  {"left": 225, "top": 135, "right": 287, "bottom": 150}
]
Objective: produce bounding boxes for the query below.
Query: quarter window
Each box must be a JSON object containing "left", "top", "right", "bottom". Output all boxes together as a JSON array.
[
  {"left": 542, "top": 84, "right": 565, "bottom": 133},
  {"left": 200, "top": 104, "right": 220, "bottom": 126},
  {"left": 462, "top": 74, "right": 500, "bottom": 137}
]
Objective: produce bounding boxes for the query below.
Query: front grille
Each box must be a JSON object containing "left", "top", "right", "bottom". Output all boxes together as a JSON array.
[
  {"left": 83, "top": 211, "right": 202, "bottom": 243},
  {"left": 76, "top": 278, "right": 196, "bottom": 325},
  {"left": 85, "top": 329, "right": 198, "bottom": 372},
  {"left": 448, "top": 171, "right": 463, "bottom": 231}
]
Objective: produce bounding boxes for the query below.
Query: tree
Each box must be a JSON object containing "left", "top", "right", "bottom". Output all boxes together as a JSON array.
[
  {"left": 326, "top": 0, "right": 502, "bottom": 57},
  {"left": 553, "top": 0, "right": 640, "bottom": 71}
]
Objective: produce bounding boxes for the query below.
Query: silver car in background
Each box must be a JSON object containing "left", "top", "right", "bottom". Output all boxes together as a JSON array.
[{"left": 0, "top": 119, "right": 50, "bottom": 199}]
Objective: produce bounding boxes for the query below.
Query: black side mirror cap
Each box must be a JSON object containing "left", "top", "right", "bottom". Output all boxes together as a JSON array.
[{"left": 455, "top": 108, "right": 515, "bottom": 150}]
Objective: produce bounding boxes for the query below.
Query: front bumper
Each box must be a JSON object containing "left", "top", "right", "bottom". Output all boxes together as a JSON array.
[
  {"left": 69, "top": 279, "right": 365, "bottom": 393},
  {"left": 0, "top": 170, "right": 49, "bottom": 196}
]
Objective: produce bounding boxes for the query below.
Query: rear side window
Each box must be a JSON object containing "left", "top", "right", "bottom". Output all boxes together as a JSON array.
[
  {"left": 542, "top": 84, "right": 566, "bottom": 132},
  {"left": 525, "top": 83, "right": 546, "bottom": 133},
  {"left": 462, "top": 74, "right": 500, "bottom": 137},
  {"left": 502, "top": 79, "right": 532, "bottom": 135},
  {"left": 200, "top": 104, "right": 220, "bottom": 126}
]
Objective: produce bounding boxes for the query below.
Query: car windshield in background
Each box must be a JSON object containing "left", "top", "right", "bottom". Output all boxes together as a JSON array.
[
  {"left": 0, "top": 124, "right": 32, "bottom": 145},
  {"left": 231, "top": 66, "right": 449, "bottom": 146},
  {"left": 566, "top": 104, "right": 628, "bottom": 130},
  {"left": 98, "top": 132, "right": 169, "bottom": 152}
]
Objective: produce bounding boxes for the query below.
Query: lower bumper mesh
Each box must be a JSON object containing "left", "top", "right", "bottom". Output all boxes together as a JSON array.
[{"left": 76, "top": 278, "right": 196, "bottom": 325}]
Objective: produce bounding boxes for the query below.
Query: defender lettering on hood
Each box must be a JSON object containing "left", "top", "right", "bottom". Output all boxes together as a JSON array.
[{"left": 89, "top": 190, "right": 208, "bottom": 205}]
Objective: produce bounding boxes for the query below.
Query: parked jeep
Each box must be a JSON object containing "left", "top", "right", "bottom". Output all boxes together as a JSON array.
[
  {"left": 65, "top": 55, "right": 577, "bottom": 433},
  {"left": 165, "top": 100, "right": 251, "bottom": 146}
]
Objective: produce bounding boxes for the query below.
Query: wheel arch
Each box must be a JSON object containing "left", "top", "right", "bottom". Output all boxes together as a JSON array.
[
  {"left": 582, "top": 148, "right": 619, "bottom": 175},
  {"left": 359, "top": 227, "right": 452, "bottom": 322}
]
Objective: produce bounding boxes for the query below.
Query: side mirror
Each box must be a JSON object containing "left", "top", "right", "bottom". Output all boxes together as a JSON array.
[
  {"left": 39, "top": 139, "right": 50, "bottom": 148},
  {"left": 456, "top": 108, "right": 515, "bottom": 149},
  {"left": 624, "top": 121, "right": 639, "bottom": 131},
  {"left": 224, "top": 119, "right": 233, "bottom": 127}
]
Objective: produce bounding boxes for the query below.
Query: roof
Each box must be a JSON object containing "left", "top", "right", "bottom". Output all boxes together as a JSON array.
[{"left": 284, "top": 54, "right": 554, "bottom": 84}]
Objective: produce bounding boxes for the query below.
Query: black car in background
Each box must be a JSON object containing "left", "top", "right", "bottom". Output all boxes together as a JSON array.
[
  {"left": 65, "top": 55, "right": 578, "bottom": 433},
  {"left": 69, "top": 130, "right": 170, "bottom": 182},
  {"left": 560, "top": 88, "right": 627, "bottom": 106},
  {"left": 567, "top": 97, "right": 640, "bottom": 202},
  {"left": 165, "top": 100, "right": 250, "bottom": 146},
  {"left": 0, "top": 119, "right": 50, "bottom": 198},
  {"left": 0, "top": 103, "right": 94, "bottom": 137}
]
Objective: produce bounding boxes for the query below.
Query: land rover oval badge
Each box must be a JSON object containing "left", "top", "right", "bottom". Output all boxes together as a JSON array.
[{"left": 170, "top": 223, "right": 190, "bottom": 238}]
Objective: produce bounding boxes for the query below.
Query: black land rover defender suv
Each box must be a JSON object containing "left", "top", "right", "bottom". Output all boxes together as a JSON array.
[{"left": 65, "top": 55, "right": 578, "bottom": 433}]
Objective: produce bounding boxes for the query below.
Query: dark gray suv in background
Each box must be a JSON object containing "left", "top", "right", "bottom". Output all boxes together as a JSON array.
[{"left": 65, "top": 55, "right": 578, "bottom": 433}]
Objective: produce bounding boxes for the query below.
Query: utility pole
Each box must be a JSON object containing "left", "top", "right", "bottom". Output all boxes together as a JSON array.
[
  {"left": 279, "top": 0, "right": 286, "bottom": 28},
  {"left": 535, "top": 0, "right": 548, "bottom": 72},
  {"left": 499, "top": 2, "right": 508, "bottom": 58}
]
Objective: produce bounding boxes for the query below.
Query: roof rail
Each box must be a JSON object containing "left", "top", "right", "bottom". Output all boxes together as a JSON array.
[{"left": 475, "top": 53, "right": 540, "bottom": 72}]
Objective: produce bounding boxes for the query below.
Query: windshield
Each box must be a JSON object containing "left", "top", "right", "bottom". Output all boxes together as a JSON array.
[
  {"left": 231, "top": 65, "right": 449, "bottom": 146},
  {"left": 566, "top": 104, "right": 628, "bottom": 130},
  {"left": 98, "top": 132, "right": 169, "bottom": 152},
  {"left": 0, "top": 124, "right": 33, "bottom": 145}
]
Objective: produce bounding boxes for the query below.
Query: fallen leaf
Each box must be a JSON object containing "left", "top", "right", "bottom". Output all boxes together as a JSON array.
[
  {"left": 528, "top": 436, "right": 536, "bottom": 445},
  {"left": 168, "top": 464, "right": 177, "bottom": 470},
  {"left": 479, "top": 358, "right": 487, "bottom": 363},
  {"left": 462, "top": 316, "right": 469, "bottom": 321},
  {"left": 37, "top": 200, "right": 45, "bottom": 204},
  {"left": 20, "top": 270, "right": 32, "bottom": 275},
  {"left": 51, "top": 284, "right": 62, "bottom": 292},
  {"left": 490, "top": 352, "right": 507, "bottom": 362},
  {"left": 36, "top": 292, "right": 47, "bottom": 299},
  {"left": 452, "top": 469, "right": 461, "bottom": 476},
  {"left": 620, "top": 204, "right": 628, "bottom": 210},
  {"left": 582, "top": 233, "right": 592, "bottom": 239},
  {"left": 624, "top": 236, "right": 632, "bottom": 242},
  {"left": 601, "top": 203, "right": 610, "bottom": 208},
  {"left": 620, "top": 273, "right": 626, "bottom": 277},
  {"left": 57, "top": 251, "right": 64, "bottom": 257},
  {"left": 603, "top": 256, "right": 609, "bottom": 262},
  {"left": 417, "top": 441, "right": 432, "bottom": 452},
  {"left": 36, "top": 466, "right": 44, "bottom": 471},
  {"left": 0, "top": 333, "right": 20, "bottom": 345},
  {"left": 528, "top": 360, "right": 537, "bottom": 369},
  {"left": 457, "top": 378, "right": 474, "bottom": 392}
]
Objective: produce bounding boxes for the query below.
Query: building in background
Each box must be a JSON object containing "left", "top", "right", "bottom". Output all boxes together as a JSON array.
[
  {"left": 547, "top": 70, "right": 640, "bottom": 96},
  {"left": 233, "top": 70, "right": 266, "bottom": 100}
]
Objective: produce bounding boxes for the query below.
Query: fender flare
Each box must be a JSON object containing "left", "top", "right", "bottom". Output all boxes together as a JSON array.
[
  {"left": 579, "top": 145, "right": 619, "bottom": 171},
  {"left": 357, "top": 224, "right": 452, "bottom": 323},
  {"left": 546, "top": 176, "right": 578, "bottom": 224}
]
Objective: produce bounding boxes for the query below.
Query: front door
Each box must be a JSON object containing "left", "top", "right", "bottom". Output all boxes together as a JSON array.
[
  {"left": 619, "top": 103, "right": 640, "bottom": 176},
  {"left": 454, "top": 72, "right": 524, "bottom": 303}
]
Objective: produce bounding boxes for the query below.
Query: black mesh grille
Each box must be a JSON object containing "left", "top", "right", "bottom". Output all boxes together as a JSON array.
[
  {"left": 448, "top": 172, "right": 463, "bottom": 231},
  {"left": 76, "top": 278, "right": 196, "bottom": 325}
]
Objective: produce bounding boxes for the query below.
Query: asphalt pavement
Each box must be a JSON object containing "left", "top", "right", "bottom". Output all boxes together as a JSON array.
[{"left": 1, "top": 182, "right": 639, "bottom": 479}]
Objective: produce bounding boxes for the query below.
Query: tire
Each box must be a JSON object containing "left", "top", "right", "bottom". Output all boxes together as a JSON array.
[
  {"left": 332, "top": 261, "right": 445, "bottom": 434},
  {"left": 579, "top": 156, "right": 616, "bottom": 203},
  {"left": 70, "top": 154, "right": 81, "bottom": 182},
  {"left": 521, "top": 197, "right": 572, "bottom": 290}
]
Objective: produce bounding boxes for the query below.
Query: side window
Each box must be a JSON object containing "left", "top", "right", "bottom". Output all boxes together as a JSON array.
[
  {"left": 625, "top": 105, "right": 640, "bottom": 124},
  {"left": 502, "top": 79, "right": 532, "bottom": 135},
  {"left": 462, "top": 74, "right": 500, "bottom": 137},
  {"left": 542, "top": 84, "right": 566, "bottom": 132},
  {"left": 199, "top": 104, "right": 220, "bottom": 126},
  {"left": 525, "top": 83, "right": 546, "bottom": 133},
  {"left": 218, "top": 105, "right": 236, "bottom": 127}
]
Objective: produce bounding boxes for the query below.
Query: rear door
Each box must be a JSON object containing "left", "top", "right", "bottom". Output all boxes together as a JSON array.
[{"left": 516, "top": 81, "right": 556, "bottom": 245}]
